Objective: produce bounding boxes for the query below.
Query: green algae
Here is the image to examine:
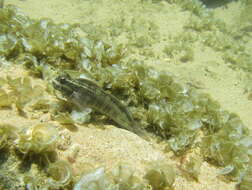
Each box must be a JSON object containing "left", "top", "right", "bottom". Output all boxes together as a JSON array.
[
  {"left": 73, "top": 164, "right": 154, "bottom": 190},
  {"left": 0, "top": 89, "right": 13, "bottom": 107},
  {"left": 17, "top": 123, "right": 59, "bottom": 154},
  {"left": 47, "top": 160, "right": 73, "bottom": 189},
  {"left": 144, "top": 161, "right": 175, "bottom": 190},
  {"left": 110, "top": 164, "right": 150, "bottom": 190},
  {"left": 0, "top": 123, "right": 16, "bottom": 149},
  {"left": 0, "top": 3, "right": 252, "bottom": 189},
  {"left": 237, "top": 166, "right": 252, "bottom": 190},
  {"left": 180, "top": 155, "right": 202, "bottom": 181}
]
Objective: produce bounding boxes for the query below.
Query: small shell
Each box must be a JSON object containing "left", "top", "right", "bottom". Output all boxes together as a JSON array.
[
  {"left": 18, "top": 123, "right": 59, "bottom": 153},
  {"left": 73, "top": 168, "right": 110, "bottom": 190},
  {"left": 47, "top": 160, "right": 72, "bottom": 187},
  {"left": 144, "top": 161, "right": 175, "bottom": 190},
  {"left": 31, "top": 123, "right": 59, "bottom": 152}
]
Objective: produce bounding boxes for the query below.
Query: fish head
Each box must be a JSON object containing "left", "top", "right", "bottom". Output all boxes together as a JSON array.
[{"left": 52, "top": 74, "right": 75, "bottom": 97}]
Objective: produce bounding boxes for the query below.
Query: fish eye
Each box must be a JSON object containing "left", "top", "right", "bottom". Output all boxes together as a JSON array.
[
  {"left": 56, "top": 74, "right": 71, "bottom": 84},
  {"left": 56, "top": 75, "right": 67, "bottom": 84},
  {"left": 59, "top": 77, "right": 67, "bottom": 83}
]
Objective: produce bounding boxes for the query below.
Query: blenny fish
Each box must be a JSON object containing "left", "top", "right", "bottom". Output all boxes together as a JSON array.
[{"left": 53, "top": 74, "right": 147, "bottom": 138}]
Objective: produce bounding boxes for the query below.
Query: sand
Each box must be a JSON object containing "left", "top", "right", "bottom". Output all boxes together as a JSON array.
[{"left": 2, "top": 0, "right": 252, "bottom": 189}]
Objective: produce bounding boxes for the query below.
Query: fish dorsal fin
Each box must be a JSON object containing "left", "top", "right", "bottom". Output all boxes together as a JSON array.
[{"left": 75, "top": 78, "right": 102, "bottom": 90}]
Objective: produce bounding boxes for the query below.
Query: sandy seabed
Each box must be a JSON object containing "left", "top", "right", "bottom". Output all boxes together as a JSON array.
[{"left": 2, "top": 0, "right": 252, "bottom": 189}]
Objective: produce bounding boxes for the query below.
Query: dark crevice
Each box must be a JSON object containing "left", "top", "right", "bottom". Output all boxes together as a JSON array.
[{"left": 200, "top": 0, "right": 237, "bottom": 8}]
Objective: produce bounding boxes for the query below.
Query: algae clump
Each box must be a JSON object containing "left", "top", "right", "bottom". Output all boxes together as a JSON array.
[
  {"left": 144, "top": 161, "right": 175, "bottom": 190},
  {"left": 74, "top": 164, "right": 150, "bottom": 190},
  {"left": 17, "top": 123, "right": 59, "bottom": 154},
  {"left": 0, "top": 3, "right": 252, "bottom": 189}
]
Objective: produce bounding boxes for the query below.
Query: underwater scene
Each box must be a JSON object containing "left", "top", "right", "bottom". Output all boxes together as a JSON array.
[{"left": 0, "top": 0, "right": 252, "bottom": 189}]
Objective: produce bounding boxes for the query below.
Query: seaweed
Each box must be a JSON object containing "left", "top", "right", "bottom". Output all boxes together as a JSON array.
[
  {"left": 166, "top": 0, "right": 208, "bottom": 17},
  {"left": 0, "top": 123, "right": 17, "bottom": 149},
  {"left": 17, "top": 123, "right": 59, "bottom": 154},
  {"left": 180, "top": 0, "right": 252, "bottom": 74},
  {"left": 144, "top": 161, "right": 175, "bottom": 190},
  {"left": 73, "top": 167, "right": 112, "bottom": 190},
  {"left": 73, "top": 164, "right": 149, "bottom": 190},
  {"left": 179, "top": 154, "right": 202, "bottom": 181},
  {"left": 237, "top": 166, "right": 252, "bottom": 190},
  {"left": 0, "top": 4, "right": 252, "bottom": 189},
  {"left": 110, "top": 164, "right": 149, "bottom": 190},
  {"left": 0, "top": 128, "right": 73, "bottom": 190},
  {"left": 163, "top": 37, "right": 194, "bottom": 63},
  {"left": 0, "top": 88, "right": 13, "bottom": 108},
  {"left": 201, "top": 115, "right": 251, "bottom": 180},
  {"left": 47, "top": 160, "right": 73, "bottom": 188}
]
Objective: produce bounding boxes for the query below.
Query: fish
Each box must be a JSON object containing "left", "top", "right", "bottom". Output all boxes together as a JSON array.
[{"left": 52, "top": 73, "right": 148, "bottom": 138}]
